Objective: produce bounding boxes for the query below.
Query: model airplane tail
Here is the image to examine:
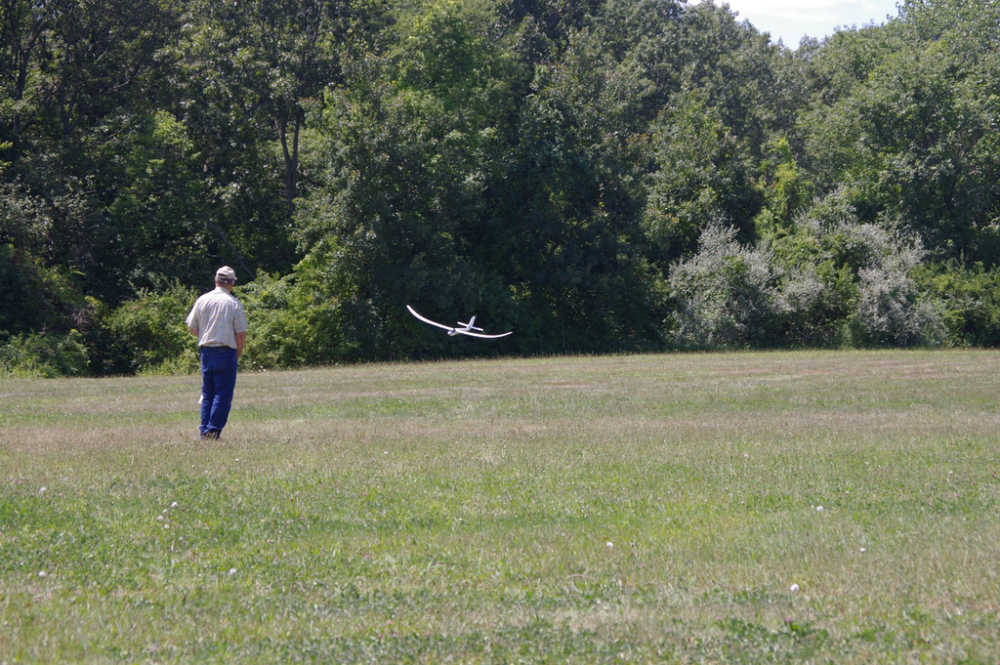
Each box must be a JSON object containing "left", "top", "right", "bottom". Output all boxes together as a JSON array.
[{"left": 457, "top": 316, "right": 483, "bottom": 332}]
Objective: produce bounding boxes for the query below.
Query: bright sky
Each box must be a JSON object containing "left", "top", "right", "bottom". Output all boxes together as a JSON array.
[{"left": 715, "top": 0, "right": 903, "bottom": 47}]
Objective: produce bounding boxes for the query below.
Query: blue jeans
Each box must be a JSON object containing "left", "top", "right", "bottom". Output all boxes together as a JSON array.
[{"left": 199, "top": 346, "right": 238, "bottom": 438}]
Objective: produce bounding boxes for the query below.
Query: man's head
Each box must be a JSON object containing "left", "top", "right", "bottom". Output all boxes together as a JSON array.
[{"left": 215, "top": 266, "right": 237, "bottom": 290}]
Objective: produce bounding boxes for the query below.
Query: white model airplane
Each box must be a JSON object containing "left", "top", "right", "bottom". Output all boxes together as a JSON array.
[{"left": 406, "top": 305, "right": 513, "bottom": 338}]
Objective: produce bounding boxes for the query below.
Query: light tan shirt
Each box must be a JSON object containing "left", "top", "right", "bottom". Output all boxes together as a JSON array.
[{"left": 185, "top": 287, "right": 249, "bottom": 349}]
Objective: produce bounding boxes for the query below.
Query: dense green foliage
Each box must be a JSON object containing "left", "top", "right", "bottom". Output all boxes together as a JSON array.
[{"left": 2, "top": 0, "right": 998, "bottom": 374}]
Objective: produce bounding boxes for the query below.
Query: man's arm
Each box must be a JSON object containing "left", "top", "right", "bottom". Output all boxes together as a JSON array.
[
  {"left": 235, "top": 331, "right": 246, "bottom": 359},
  {"left": 186, "top": 301, "right": 200, "bottom": 337}
]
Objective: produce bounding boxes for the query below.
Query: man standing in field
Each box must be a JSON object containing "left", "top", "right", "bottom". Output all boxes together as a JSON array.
[{"left": 186, "top": 266, "right": 248, "bottom": 440}]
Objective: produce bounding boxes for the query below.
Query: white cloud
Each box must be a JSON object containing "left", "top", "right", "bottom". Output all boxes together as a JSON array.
[
  {"left": 725, "top": 0, "right": 894, "bottom": 22},
  {"left": 715, "top": 0, "right": 901, "bottom": 45}
]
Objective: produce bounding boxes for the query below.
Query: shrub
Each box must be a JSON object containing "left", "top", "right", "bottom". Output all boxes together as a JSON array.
[
  {"left": 237, "top": 271, "right": 347, "bottom": 370},
  {"left": 669, "top": 212, "right": 946, "bottom": 350},
  {"left": 0, "top": 243, "right": 87, "bottom": 342},
  {"left": 838, "top": 226, "right": 946, "bottom": 347},
  {"left": 769, "top": 194, "right": 946, "bottom": 348},
  {"left": 666, "top": 224, "right": 783, "bottom": 349},
  {"left": 915, "top": 262, "right": 1000, "bottom": 347},
  {"left": 0, "top": 330, "right": 90, "bottom": 378},
  {"left": 770, "top": 262, "right": 855, "bottom": 348},
  {"left": 106, "top": 283, "right": 200, "bottom": 375},
  {"left": 74, "top": 298, "right": 140, "bottom": 377}
]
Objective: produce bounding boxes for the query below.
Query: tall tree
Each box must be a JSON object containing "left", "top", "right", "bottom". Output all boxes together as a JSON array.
[
  {"left": 185, "top": 0, "right": 388, "bottom": 216},
  {"left": 491, "top": 25, "right": 660, "bottom": 350},
  {"left": 0, "top": 0, "right": 184, "bottom": 301},
  {"left": 0, "top": 0, "right": 47, "bottom": 137},
  {"left": 800, "top": 0, "right": 1000, "bottom": 264},
  {"left": 294, "top": 0, "right": 516, "bottom": 359}
]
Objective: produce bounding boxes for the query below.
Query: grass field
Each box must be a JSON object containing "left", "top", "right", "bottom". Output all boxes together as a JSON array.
[{"left": 1, "top": 349, "right": 999, "bottom": 663}]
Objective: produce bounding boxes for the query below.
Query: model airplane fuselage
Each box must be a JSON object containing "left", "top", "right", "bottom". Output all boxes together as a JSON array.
[{"left": 407, "top": 305, "right": 512, "bottom": 339}]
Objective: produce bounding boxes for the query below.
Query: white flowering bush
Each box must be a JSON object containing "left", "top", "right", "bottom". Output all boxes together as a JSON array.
[
  {"left": 847, "top": 228, "right": 946, "bottom": 347},
  {"left": 667, "top": 212, "right": 947, "bottom": 349},
  {"left": 667, "top": 224, "right": 784, "bottom": 349},
  {"left": 852, "top": 266, "right": 945, "bottom": 346}
]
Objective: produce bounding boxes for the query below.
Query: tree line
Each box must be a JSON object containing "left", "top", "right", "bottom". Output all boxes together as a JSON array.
[{"left": 2, "top": 0, "right": 998, "bottom": 376}]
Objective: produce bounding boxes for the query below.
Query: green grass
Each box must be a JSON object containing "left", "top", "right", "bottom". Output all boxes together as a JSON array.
[{"left": 1, "top": 349, "right": 999, "bottom": 663}]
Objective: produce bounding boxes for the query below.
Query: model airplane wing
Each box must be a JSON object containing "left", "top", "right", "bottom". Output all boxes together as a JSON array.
[
  {"left": 454, "top": 329, "right": 513, "bottom": 339},
  {"left": 406, "top": 305, "right": 455, "bottom": 332}
]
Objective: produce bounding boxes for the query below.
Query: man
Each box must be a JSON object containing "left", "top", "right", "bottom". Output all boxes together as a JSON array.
[{"left": 186, "top": 266, "right": 249, "bottom": 440}]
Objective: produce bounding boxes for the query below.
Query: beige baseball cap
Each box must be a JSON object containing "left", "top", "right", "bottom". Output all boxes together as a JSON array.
[{"left": 216, "top": 266, "right": 237, "bottom": 282}]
